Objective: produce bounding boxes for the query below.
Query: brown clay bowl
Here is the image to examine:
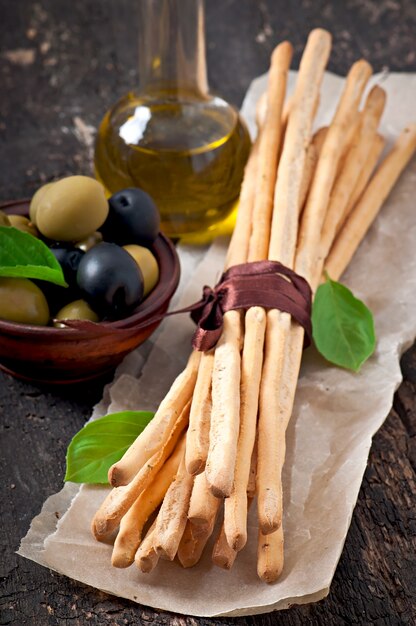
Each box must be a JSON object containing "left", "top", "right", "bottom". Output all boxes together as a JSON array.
[{"left": 0, "top": 199, "right": 180, "bottom": 384}]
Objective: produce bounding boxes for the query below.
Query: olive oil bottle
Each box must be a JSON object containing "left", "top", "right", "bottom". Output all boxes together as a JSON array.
[{"left": 94, "top": 0, "right": 251, "bottom": 240}]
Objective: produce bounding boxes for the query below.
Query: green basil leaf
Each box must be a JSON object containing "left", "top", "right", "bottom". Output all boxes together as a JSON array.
[
  {"left": 0, "top": 226, "right": 67, "bottom": 286},
  {"left": 65, "top": 410, "right": 154, "bottom": 484},
  {"left": 312, "top": 276, "right": 376, "bottom": 372}
]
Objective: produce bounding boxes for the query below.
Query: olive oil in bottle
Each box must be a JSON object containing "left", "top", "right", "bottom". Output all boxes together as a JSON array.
[{"left": 94, "top": 0, "right": 251, "bottom": 240}]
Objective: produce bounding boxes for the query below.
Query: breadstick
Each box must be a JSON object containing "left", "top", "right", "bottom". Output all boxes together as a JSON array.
[
  {"left": 188, "top": 471, "right": 222, "bottom": 527},
  {"left": 247, "top": 437, "right": 258, "bottom": 499},
  {"left": 185, "top": 350, "right": 214, "bottom": 475},
  {"left": 224, "top": 306, "right": 265, "bottom": 552},
  {"left": 213, "top": 498, "right": 254, "bottom": 570},
  {"left": 205, "top": 309, "right": 242, "bottom": 498},
  {"left": 225, "top": 138, "right": 260, "bottom": 269},
  {"left": 325, "top": 124, "right": 416, "bottom": 280},
  {"left": 134, "top": 520, "right": 159, "bottom": 573},
  {"left": 339, "top": 132, "right": 385, "bottom": 233},
  {"left": 109, "top": 350, "right": 200, "bottom": 486},
  {"left": 336, "top": 111, "right": 361, "bottom": 177},
  {"left": 299, "top": 143, "right": 318, "bottom": 212},
  {"left": 312, "top": 126, "right": 328, "bottom": 156},
  {"left": 111, "top": 437, "right": 185, "bottom": 568},
  {"left": 92, "top": 401, "right": 190, "bottom": 538},
  {"left": 178, "top": 474, "right": 222, "bottom": 567},
  {"left": 248, "top": 41, "right": 293, "bottom": 261},
  {"left": 153, "top": 450, "right": 194, "bottom": 560},
  {"left": 313, "top": 85, "right": 386, "bottom": 287},
  {"left": 212, "top": 522, "right": 238, "bottom": 570},
  {"left": 177, "top": 521, "right": 207, "bottom": 568},
  {"left": 257, "top": 28, "right": 332, "bottom": 534},
  {"left": 177, "top": 499, "right": 221, "bottom": 569},
  {"left": 257, "top": 524, "right": 284, "bottom": 583},
  {"left": 255, "top": 92, "right": 268, "bottom": 129}
]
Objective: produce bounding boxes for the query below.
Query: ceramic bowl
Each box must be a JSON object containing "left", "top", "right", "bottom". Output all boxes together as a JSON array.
[{"left": 0, "top": 199, "right": 180, "bottom": 384}]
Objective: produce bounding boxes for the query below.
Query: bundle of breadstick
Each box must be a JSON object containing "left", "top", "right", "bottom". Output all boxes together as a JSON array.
[{"left": 91, "top": 29, "right": 416, "bottom": 583}]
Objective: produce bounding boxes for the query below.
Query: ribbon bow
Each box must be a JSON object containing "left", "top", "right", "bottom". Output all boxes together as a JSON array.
[{"left": 187, "top": 260, "right": 312, "bottom": 351}]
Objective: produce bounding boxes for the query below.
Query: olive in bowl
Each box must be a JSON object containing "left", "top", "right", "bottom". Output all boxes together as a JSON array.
[
  {"left": 77, "top": 243, "right": 144, "bottom": 319},
  {"left": 0, "top": 199, "right": 180, "bottom": 384},
  {"left": 100, "top": 188, "right": 160, "bottom": 247}
]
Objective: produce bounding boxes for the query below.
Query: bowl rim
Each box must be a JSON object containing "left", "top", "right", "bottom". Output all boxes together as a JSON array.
[{"left": 0, "top": 198, "right": 180, "bottom": 338}]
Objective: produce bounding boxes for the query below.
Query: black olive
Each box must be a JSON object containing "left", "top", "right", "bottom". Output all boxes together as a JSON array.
[
  {"left": 35, "top": 281, "right": 81, "bottom": 316},
  {"left": 100, "top": 188, "right": 160, "bottom": 247},
  {"left": 50, "top": 244, "right": 85, "bottom": 288},
  {"left": 76, "top": 242, "right": 144, "bottom": 319}
]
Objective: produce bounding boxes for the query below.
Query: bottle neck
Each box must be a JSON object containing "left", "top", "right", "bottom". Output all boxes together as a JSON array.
[{"left": 137, "top": 0, "right": 208, "bottom": 98}]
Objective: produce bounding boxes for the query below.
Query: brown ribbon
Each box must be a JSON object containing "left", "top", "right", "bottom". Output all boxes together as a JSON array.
[
  {"left": 63, "top": 260, "right": 312, "bottom": 352},
  {"left": 185, "top": 260, "right": 312, "bottom": 351}
]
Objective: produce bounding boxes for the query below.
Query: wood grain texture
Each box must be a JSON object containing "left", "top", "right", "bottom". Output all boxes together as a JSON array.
[{"left": 0, "top": 0, "right": 415, "bottom": 623}]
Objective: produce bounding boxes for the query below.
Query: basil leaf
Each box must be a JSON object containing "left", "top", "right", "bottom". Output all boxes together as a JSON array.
[
  {"left": 65, "top": 410, "right": 154, "bottom": 484},
  {"left": 0, "top": 226, "right": 67, "bottom": 286},
  {"left": 312, "top": 276, "right": 376, "bottom": 372},
  {"left": 65, "top": 411, "right": 154, "bottom": 484}
]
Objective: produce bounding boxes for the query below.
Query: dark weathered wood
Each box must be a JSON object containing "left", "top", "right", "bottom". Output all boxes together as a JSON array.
[{"left": 0, "top": 1, "right": 415, "bottom": 624}]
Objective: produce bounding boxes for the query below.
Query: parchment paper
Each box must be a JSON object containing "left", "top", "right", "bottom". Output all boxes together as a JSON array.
[{"left": 18, "top": 71, "right": 416, "bottom": 617}]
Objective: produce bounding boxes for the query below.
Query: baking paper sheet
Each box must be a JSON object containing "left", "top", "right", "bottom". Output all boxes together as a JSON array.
[{"left": 18, "top": 71, "right": 416, "bottom": 617}]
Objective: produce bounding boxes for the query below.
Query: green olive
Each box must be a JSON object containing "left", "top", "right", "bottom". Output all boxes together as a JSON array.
[
  {"left": 75, "top": 230, "right": 103, "bottom": 252},
  {"left": 8, "top": 215, "right": 39, "bottom": 237},
  {"left": 53, "top": 299, "right": 100, "bottom": 328},
  {"left": 29, "top": 182, "right": 55, "bottom": 224},
  {"left": 123, "top": 244, "right": 159, "bottom": 296},
  {"left": 0, "top": 210, "right": 10, "bottom": 226},
  {"left": 0, "top": 277, "right": 49, "bottom": 325},
  {"left": 36, "top": 176, "right": 109, "bottom": 241}
]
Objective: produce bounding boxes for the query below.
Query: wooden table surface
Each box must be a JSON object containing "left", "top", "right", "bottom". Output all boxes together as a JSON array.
[{"left": 1, "top": 1, "right": 415, "bottom": 624}]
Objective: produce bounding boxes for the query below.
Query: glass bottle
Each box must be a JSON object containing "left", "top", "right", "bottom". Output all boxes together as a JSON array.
[{"left": 94, "top": 0, "right": 251, "bottom": 240}]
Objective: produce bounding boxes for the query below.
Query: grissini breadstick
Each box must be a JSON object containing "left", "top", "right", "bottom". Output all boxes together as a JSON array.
[
  {"left": 313, "top": 85, "right": 386, "bottom": 287},
  {"left": 225, "top": 138, "right": 260, "bottom": 269},
  {"left": 224, "top": 305, "right": 265, "bottom": 552},
  {"left": 186, "top": 131, "right": 261, "bottom": 479},
  {"left": 213, "top": 498, "right": 254, "bottom": 570},
  {"left": 177, "top": 497, "right": 221, "bottom": 568},
  {"left": 247, "top": 436, "right": 258, "bottom": 499},
  {"left": 134, "top": 520, "right": 159, "bottom": 573},
  {"left": 206, "top": 41, "right": 293, "bottom": 499},
  {"left": 257, "top": 28, "right": 332, "bottom": 535},
  {"left": 177, "top": 521, "right": 207, "bottom": 568},
  {"left": 312, "top": 126, "right": 328, "bottom": 156},
  {"left": 325, "top": 124, "right": 416, "bottom": 280},
  {"left": 188, "top": 471, "right": 222, "bottom": 527},
  {"left": 255, "top": 91, "right": 268, "bottom": 130},
  {"left": 338, "top": 132, "right": 385, "bottom": 234},
  {"left": 92, "top": 401, "right": 190, "bottom": 538},
  {"left": 109, "top": 350, "right": 200, "bottom": 486},
  {"left": 185, "top": 350, "right": 214, "bottom": 476},
  {"left": 205, "top": 308, "right": 242, "bottom": 498},
  {"left": 257, "top": 524, "right": 284, "bottom": 583},
  {"left": 298, "top": 143, "right": 318, "bottom": 212},
  {"left": 335, "top": 111, "right": 361, "bottom": 177},
  {"left": 212, "top": 522, "right": 237, "bottom": 570},
  {"left": 153, "top": 450, "right": 194, "bottom": 560},
  {"left": 111, "top": 437, "right": 185, "bottom": 568},
  {"left": 248, "top": 41, "right": 293, "bottom": 262}
]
